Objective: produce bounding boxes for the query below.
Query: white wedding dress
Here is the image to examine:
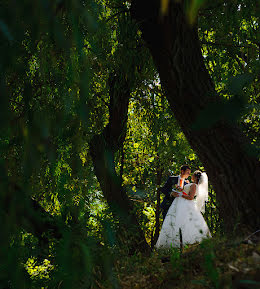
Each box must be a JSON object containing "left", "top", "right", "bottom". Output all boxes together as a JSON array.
[{"left": 155, "top": 183, "right": 211, "bottom": 249}]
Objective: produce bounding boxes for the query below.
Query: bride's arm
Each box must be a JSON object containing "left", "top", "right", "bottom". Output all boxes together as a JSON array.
[{"left": 181, "top": 184, "right": 196, "bottom": 200}]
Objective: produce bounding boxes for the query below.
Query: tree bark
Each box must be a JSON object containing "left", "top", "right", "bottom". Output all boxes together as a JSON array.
[
  {"left": 130, "top": 0, "right": 260, "bottom": 231},
  {"left": 89, "top": 73, "right": 149, "bottom": 253},
  {"left": 151, "top": 164, "right": 163, "bottom": 249}
]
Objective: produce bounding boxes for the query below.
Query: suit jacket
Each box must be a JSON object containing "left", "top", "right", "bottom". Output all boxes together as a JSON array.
[{"left": 160, "top": 176, "right": 188, "bottom": 213}]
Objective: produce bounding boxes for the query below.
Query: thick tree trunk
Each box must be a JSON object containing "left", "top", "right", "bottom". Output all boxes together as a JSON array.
[
  {"left": 89, "top": 73, "right": 149, "bottom": 253},
  {"left": 130, "top": 0, "right": 260, "bottom": 231}
]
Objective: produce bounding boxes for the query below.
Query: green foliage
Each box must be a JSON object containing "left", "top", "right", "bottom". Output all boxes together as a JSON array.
[
  {"left": 200, "top": 239, "right": 220, "bottom": 288},
  {"left": 115, "top": 235, "right": 259, "bottom": 288},
  {"left": 199, "top": 0, "right": 260, "bottom": 145},
  {"left": 0, "top": 0, "right": 259, "bottom": 287},
  {"left": 170, "top": 247, "right": 183, "bottom": 279},
  {"left": 25, "top": 258, "right": 53, "bottom": 281}
]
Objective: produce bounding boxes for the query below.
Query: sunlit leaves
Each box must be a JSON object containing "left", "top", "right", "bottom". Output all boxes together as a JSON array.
[
  {"left": 122, "top": 83, "right": 201, "bottom": 238},
  {"left": 25, "top": 258, "right": 54, "bottom": 280},
  {"left": 199, "top": 0, "right": 259, "bottom": 141}
]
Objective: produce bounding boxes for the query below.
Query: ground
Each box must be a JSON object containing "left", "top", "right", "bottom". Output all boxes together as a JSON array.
[{"left": 109, "top": 232, "right": 260, "bottom": 289}]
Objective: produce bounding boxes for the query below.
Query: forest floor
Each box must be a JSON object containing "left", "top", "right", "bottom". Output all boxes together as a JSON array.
[{"left": 108, "top": 232, "right": 260, "bottom": 289}]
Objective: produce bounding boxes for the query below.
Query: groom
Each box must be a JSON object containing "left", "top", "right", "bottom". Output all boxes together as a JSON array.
[{"left": 160, "top": 165, "right": 191, "bottom": 219}]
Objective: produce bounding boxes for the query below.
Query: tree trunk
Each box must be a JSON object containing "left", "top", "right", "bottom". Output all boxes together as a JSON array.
[
  {"left": 130, "top": 0, "right": 260, "bottom": 231},
  {"left": 89, "top": 73, "right": 149, "bottom": 253},
  {"left": 151, "top": 164, "right": 163, "bottom": 249}
]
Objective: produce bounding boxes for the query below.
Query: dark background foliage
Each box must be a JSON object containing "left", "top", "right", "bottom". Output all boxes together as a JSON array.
[{"left": 0, "top": 0, "right": 259, "bottom": 288}]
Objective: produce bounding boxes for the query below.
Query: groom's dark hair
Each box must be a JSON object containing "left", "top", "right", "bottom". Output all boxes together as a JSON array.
[{"left": 180, "top": 165, "right": 190, "bottom": 172}]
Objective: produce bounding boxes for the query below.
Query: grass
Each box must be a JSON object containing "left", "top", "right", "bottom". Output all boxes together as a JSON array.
[{"left": 111, "top": 234, "right": 260, "bottom": 289}]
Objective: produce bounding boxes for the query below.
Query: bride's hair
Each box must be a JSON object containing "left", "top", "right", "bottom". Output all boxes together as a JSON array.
[{"left": 193, "top": 170, "right": 202, "bottom": 184}]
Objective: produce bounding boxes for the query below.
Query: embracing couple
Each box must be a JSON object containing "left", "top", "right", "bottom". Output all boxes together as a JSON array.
[{"left": 156, "top": 165, "right": 211, "bottom": 248}]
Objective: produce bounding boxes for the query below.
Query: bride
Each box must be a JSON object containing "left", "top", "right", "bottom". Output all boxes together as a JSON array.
[{"left": 155, "top": 170, "right": 211, "bottom": 248}]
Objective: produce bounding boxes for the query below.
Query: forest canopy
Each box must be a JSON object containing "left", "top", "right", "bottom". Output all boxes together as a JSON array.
[{"left": 0, "top": 0, "right": 259, "bottom": 288}]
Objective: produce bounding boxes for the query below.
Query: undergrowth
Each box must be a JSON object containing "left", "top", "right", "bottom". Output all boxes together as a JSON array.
[{"left": 111, "top": 235, "right": 260, "bottom": 289}]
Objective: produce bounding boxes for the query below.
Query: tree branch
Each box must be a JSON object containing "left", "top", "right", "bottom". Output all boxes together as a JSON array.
[
  {"left": 200, "top": 41, "right": 257, "bottom": 49},
  {"left": 106, "top": 9, "right": 129, "bottom": 22}
]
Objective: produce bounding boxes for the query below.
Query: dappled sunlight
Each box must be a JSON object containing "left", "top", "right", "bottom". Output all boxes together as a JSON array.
[{"left": 1, "top": 0, "right": 259, "bottom": 288}]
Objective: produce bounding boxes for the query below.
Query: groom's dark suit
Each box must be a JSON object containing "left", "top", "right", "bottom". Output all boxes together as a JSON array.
[{"left": 160, "top": 176, "right": 188, "bottom": 219}]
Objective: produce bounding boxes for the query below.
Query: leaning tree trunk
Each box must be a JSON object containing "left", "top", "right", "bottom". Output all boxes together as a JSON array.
[
  {"left": 130, "top": 0, "right": 260, "bottom": 231},
  {"left": 89, "top": 73, "right": 149, "bottom": 253}
]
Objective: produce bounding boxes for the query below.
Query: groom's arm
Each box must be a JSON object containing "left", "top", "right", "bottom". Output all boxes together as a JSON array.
[{"left": 160, "top": 177, "right": 175, "bottom": 198}]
